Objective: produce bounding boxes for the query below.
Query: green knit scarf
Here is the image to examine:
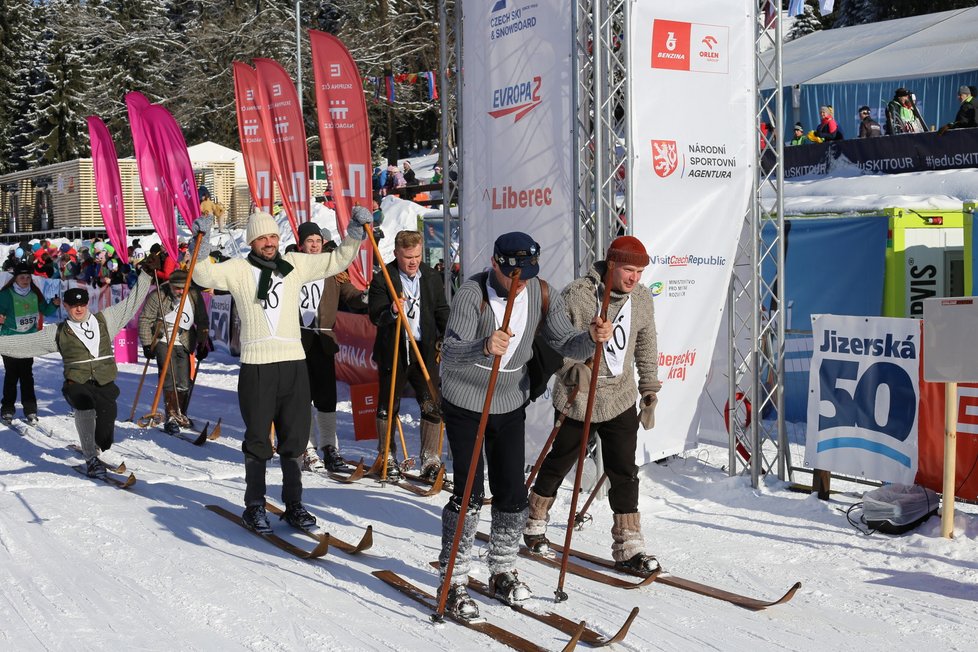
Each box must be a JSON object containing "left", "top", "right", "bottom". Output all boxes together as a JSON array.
[{"left": 246, "top": 251, "right": 294, "bottom": 301}]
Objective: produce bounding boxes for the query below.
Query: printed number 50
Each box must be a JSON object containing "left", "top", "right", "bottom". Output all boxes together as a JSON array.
[{"left": 817, "top": 359, "right": 915, "bottom": 442}]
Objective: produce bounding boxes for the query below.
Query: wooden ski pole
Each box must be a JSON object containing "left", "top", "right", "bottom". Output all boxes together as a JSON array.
[
  {"left": 365, "top": 226, "right": 439, "bottom": 403},
  {"left": 128, "top": 320, "right": 163, "bottom": 422},
  {"left": 394, "top": 416, "right": 410, "bottom": 466},
  {"left": 433, "top": 269, "right": 521, "bottom": 622},
  {"left": 525, "top": 384, "right": 581, "bottom": 490},
  {"left": 377, "top": 315, "right": 402, "bottom": 481},
  {"left": 139, "top": 232, "right": 204, "bottom": 427},
  {"left": 554, "top": 262, "right": 614, "bottom": 602}
]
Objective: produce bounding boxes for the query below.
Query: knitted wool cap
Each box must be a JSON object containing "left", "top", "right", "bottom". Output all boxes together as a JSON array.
[
  {"left": 297, "top": 221, "right": 323, "bottom": 246},
  {"left": 606, "top": 236, "right": 649, "bottom": 267},
  {"left": 246, "top": 211, "right": 279, "bottom": 244},
  {"left": 168, "top": 269, "right": 188, "bottom": 287}
]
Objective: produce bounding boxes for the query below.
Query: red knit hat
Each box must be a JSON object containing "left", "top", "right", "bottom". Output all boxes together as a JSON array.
[{"left": 606, "top": 236, "right": 649, "bottom": 266}]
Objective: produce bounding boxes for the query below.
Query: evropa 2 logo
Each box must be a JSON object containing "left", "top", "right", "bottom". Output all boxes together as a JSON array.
[{"left": 489, "top": 76, "right": 542, "bottom": 123}]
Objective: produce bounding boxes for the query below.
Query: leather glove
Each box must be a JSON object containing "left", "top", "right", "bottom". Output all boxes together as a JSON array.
[
  {"left": 639, "top": 392, "right": 657, "bottom": 430},
  {"left": 195, "top": 338, "right": 210, "bottom": 361},
  {"left": 143, "top": 345, "right": 154, "bottom": 360},
  {"left": 189, "top": 216, "right": 214, "bottom": 260},
  {"left": 559, "top": 361, "right": 591, "bottom": 390},
  {"left": 347, "top": 205, "right": 373, "bottom": 240}
]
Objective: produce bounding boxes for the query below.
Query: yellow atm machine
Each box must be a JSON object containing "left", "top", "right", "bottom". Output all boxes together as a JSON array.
[{"left": 883, "top": 207, "right": 967, "bottom": 318}]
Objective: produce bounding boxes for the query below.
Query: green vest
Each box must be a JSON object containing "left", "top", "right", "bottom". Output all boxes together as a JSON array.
[
  {"left": 56, "top": 313, "right": 117, "bottom": 385},
  {"left": 1, "top": 290, "right": 41, "bottom": 335}
]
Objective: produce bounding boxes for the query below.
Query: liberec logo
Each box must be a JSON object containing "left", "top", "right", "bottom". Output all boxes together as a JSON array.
[
  {"left": 651, "top": 19, "right": 728, "bottom": 74},
  {"left": 651, "top": 139, "right": 681, "bottom": 177},
  {"left": 489, "top": 76, "right": 542, "bottom": 122}
]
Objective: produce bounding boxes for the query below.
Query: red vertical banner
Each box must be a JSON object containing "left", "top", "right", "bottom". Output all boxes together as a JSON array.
[
  {"left": 309, "top": 29, "right": 374, "bottom": 290},
  {"left": 141, "top": 104, "right": 201, "bottom": 230},
  {"left": 86, "top": 116, "right": 129, "bottom": 264},
  {"left": 916, "top": 375, "right": 978, "bottom": 501},
  {"left": 233, "top": 62, "right": 274, "bottom": 214},
  {"left": 253, "top": 58, "right": 310, "bottom": 241},
  {"left": 126, "top": 91, "right": 178, "bottom": 259}
]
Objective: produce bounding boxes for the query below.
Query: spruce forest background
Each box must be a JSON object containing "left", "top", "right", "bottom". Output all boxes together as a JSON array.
[{"left": 0, "top": 0, "right": 972, "bottom": 174}]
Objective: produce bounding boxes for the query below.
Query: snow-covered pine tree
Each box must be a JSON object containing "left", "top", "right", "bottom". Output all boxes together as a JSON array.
[
  {"left": 787, "top": 2, "right": 824, "bottom": 41},
  {"left": 832, "top": 0, "right": 880, "bottom": 28},
  {"left": 26, "top": 0, "right": 92, "bottom": 166}
]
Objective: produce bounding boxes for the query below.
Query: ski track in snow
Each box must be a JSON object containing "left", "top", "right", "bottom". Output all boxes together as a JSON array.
[{"left": 0, "top": 353, "right": 976, "bottom": 650}]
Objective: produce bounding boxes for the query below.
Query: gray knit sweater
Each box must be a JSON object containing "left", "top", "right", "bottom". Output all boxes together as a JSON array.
[
  {"left": 551, "top": 262, "right": 660, "bottom": 423},
  {"left": 440, "top": 273, "right": 595, "bottom": 414}
]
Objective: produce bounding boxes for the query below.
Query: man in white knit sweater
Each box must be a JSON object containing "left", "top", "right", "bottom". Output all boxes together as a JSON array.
[{"left": 190, "top": 208, "right": 372, "bottom": 533}]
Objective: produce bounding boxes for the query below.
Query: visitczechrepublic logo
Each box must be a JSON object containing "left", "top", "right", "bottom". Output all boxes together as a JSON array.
[{"left": 489, "top": 76, "right": 542, "bottom": 122}]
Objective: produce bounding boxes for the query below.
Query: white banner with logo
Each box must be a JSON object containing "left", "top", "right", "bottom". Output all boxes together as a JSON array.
[
  {"left": 459, "top": 0, "right": 573, "bottom": 285},
  {"left": 460, "top": 0, "right": 574, "bottom": 457},
  {"left": 629, "top": 2, "right": 755, "bottom": 462},
  {"left": 805, "top": 314, "right": 921, "bottom": 484}
]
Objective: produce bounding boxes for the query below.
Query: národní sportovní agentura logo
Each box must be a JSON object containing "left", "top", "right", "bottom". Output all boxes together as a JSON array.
[
  {"left": 651, "top": 140, "right": 681, "bottom": 177},
  {"left": 488, "top": 76, "right": 542, "bottom": 122},
  {"left": 651, "top": 139, "right": 737, "bottom": 179}
]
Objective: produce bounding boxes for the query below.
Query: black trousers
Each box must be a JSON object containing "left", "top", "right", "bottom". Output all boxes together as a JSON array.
[
  {"left": 303, "top": 334, "right": 337, "bottom": 412},
  {"left": 378, "top": 355, "right": 440, "bottom": 417},
  {"left": 154, "top": 342, "right": 191, "bottom": 392},
  {"left": 533, "top": 406, "right": 641, "bottom": 514},
  {"left": 62, "top": 380, "right": 121, "bottom": 452},
  {"left": 443, "top": 399, "right": 527, "bottom": 513},
  {"left": 238, "top": 361, "right": 311, "bottom": 506},
  {"left": 2, "top": 355, "right": 37, "bottom": 415}
]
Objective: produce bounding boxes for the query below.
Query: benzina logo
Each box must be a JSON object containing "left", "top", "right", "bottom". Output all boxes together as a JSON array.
[
  {"left": 651, "top": 140, "right": 682, "bottom": 177},
  {"left": 489, "top": 76, "right": 542, "bottom": 122},
  {"left": 651, "top": 20, "right": 690, "bottom": 71}
]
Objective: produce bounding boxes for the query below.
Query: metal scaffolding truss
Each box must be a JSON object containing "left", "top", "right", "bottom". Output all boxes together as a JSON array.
[
  {"left": 442, "top": 2, "right": 784, "bottom": 488},
  {"left": 728, "top": 4, "right": 788, "bottom": 486},
  {"left": 575, "top": 0, "right": 631, "bottom": 272},
  {"left": 437, "top": 0, "right": 461, "bottom": 298}
]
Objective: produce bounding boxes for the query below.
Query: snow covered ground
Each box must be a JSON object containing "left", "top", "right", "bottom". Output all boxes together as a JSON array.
[{"left": 1, "top": 351, "right": 976, "bottom": 651}]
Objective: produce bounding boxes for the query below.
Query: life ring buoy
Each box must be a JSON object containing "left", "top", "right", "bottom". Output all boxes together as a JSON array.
[{"left": 724, "top": 392, "right": 752, "bottom": 431}]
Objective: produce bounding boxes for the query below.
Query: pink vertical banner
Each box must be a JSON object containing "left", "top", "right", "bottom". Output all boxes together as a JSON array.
[
  {"left": 233, "top": 62, "right": 274, "bottom": 213},
  {"left": 126, "top": 91, "right": 178, "bottom": 259},
  {"left": 141, "top": 104, "right": 201, "bottom": 230},
  {"left": 309, "top": 29, "right": 374, "bottom": 290},
  {"left": 86, "top": 116, "right": 129, "bottom": 264},
  {"left": 253, "top": 58, "right": 309, "bottom": 241}
]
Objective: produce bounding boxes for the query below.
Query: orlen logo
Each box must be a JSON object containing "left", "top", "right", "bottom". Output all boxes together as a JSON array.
[
  {"left": 651, "top": 140, "right": 682, "bottom": 177},
  {"left": 651, "top": 20, "right": 690, "bottom": 71},
  {"left": 489, "top": 76, "right": 542, "bottom": 122},
  {"left": 702, "top": 35, "right": 718, "bottom": 50}
]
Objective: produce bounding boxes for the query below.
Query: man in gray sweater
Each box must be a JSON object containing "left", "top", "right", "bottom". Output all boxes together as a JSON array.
[
  {"left": 525, "top": 236, "right": 661, "bottom": 575},
  {"left": 437, "top": 231, "right": 611, "bottom": 620}
]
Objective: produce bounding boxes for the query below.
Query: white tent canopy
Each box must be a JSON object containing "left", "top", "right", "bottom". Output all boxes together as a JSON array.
[{"left": 762, "top": 7, "right": 978, "bottom": 89}]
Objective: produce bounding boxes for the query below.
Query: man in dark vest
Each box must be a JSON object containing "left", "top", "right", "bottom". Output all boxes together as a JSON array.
[{"left": 0, "top": 256, "right": 159, "bottom": 476}]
